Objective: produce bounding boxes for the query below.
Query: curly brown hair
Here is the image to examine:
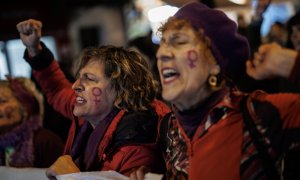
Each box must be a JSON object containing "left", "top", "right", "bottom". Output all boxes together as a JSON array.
[{"left": 75, "top": 45, "right": 158, "bottom": 112}]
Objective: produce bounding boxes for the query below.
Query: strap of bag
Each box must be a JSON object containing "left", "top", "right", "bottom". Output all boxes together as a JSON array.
[
  {"left": 159, "top": 112, "right": 172, "bottom": 152},
  {"left": 240, "top": 95, "right": 281, "bottom": 180}
]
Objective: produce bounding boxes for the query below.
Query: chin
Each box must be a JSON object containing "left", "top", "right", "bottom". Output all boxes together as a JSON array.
[
  {"left": 72, "top": 109, "right": 81, "bottom": 117},
  {"left": 162, "top": 92, "right": 178, "bottom": 103},
  {"left": 162, "top": 85, "right": 183, "bottom": 101}
]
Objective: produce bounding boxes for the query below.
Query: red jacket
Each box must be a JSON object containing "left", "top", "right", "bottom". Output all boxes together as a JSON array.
[
  {"left": 160, "top": 89, "right": 300, "bottom": 180},
  {"left": 27, "top": 46, "right": 170, "bottom": 176}
]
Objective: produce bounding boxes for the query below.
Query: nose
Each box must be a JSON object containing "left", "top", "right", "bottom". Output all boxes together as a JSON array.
[
  {"left": 156, "top": 45, "right": 174, "bottom": 62},
  {"left": 72, "top": 79, "right": 84, "bottom": 92}
]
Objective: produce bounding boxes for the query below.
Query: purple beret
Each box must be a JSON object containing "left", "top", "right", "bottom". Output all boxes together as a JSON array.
[{"left": 174, "top": 2, "right": 250, "bottom": 80}]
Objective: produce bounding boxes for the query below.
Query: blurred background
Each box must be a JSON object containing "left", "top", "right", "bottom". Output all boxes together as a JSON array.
[{"left": 0, "top": 0, "right": 299, "bottom": 79}]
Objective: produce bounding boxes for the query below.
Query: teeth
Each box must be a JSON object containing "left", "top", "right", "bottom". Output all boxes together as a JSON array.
[
  {"left": 76, "top": 97, "right": 85, "bottom": 103},
  {"left": 162, "top": 68, "right": 178, "bottom": 77},
  {"left": 162, "top": 68, "right": 176, "bottom": 74},
  {"left": 161, "top": 68, "right": 179, "bottom": 83}
]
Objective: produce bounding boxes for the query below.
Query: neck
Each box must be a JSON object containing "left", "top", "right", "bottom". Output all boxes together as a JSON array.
[
  {"left": 88, "top": 121, "right": 98, "bottom": 129},
  {"left": 86, "top": 107, "right": 118, "bottom": 128},
  {"left": 174, "top": 88, "right": 213, "bottom": 111}
]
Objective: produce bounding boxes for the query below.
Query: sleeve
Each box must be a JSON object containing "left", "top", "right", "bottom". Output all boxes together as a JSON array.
[
  {"left": 102, "top": 145, "right": 165, "bottom": 176},
  {"left": 251, "top": 91, "right": 300, "bottom": 129},
  {"left": 23, "top": 42, "right": 54, "bottom": 70},
  {"left": 249, "top": 91, "right": 300, "bottom": 151},
  {"left": 24, "top": 42, "right": 75, "bottom": 119}
]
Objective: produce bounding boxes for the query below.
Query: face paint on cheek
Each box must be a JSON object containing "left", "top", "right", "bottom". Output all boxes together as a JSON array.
[
  {"left": 187, "top": 50, "right": 198, "bottom": 68},
  {"left": 92, "top": 87, "right": 102, "bottom": 104}
]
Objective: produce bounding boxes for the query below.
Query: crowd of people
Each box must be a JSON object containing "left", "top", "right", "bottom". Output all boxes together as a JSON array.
[
  {"left": 0, "top": 0, "right": 299, "bottom": 180},
  {"left": 236, "top": 0, "right": 300, "bottom": 95}
]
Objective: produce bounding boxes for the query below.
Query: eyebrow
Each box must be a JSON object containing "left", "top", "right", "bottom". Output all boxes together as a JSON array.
[
  {"left": 76, "top": 72, "right": 96, "bottom": 79},
  {"left": 171, "top": 32, "right": 185, "bottom": 38},
  {"left": 163, "top": 32, "right": 188, "bottom": 43},
  {"left": 85, "top": 73, "right": 98, "bottom": 78}
]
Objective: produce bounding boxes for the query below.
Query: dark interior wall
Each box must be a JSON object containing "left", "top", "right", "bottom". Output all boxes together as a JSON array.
[{"left": 0, "top": 0, "right": 131, "bottom": 40}]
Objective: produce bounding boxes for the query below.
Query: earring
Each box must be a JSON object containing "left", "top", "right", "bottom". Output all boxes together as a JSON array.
[
  {"left": 208, "top": 74, "right": 224, "bottom": 91},
  {"left": 208, "top": 75, "right": 218, "bottom": 87}
]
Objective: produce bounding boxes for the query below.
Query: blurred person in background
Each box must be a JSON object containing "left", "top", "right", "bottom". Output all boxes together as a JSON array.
[
  {"left": 265, "top": 21, "right": 287, "bottom": 46},
  {"left": 0, "top": 76, "right": 64, "bottom": 168},
  {"left": 286, "top": 11, "right": 300, "bottom": 51},
  {"left": 238, "top": 1, "right": 300, "bottom": 94}
]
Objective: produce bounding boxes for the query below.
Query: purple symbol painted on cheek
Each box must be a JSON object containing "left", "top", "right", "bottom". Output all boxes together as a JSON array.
[
  {"left": 187, "top": 50, "right": 198, "bottom": 68},
  {"left": 92, "top": 87, "right": 102, "bottom": 104}
]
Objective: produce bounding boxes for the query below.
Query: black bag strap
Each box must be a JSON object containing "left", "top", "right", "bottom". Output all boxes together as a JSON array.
[
  {"left": 240, "top": 95, "right": 281, "bottom": 180},
  {"left": 159, "top": 112, "right": 172, "bottom": 152}
]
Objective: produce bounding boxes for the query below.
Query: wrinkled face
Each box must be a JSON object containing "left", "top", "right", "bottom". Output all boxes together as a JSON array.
[
  {"left": 291, "top": 25, "right": 300, "bottom": 51},
  {"left": 156, "top": 26, "right": 218, "bottom": 110},
  {"left": 0, "top": 86, "right": 23, "bottom": 127},
  {"left": 72, "top": 59, "right": 116, "bottom": 125}
]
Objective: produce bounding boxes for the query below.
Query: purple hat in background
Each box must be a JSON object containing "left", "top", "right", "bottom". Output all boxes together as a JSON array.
[{"left": 174, "top": 2, "right": 250, "bottom": 80}]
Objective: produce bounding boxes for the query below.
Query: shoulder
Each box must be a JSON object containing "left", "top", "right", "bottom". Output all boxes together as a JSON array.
[
  {"left": 249, "top": 90, "right": 300, "bottom": 114},
  {"left": 243, "top": 93, "right": 281, "bottom": 128},
  {"left": 151, "top": 99, "right": 171, "bottom": 117},
  {"left": 104, "top": 110, "right": 161, "bottom": 161},
  {"left": 114, "top": 110, "right": 159, "bottom": 145}
]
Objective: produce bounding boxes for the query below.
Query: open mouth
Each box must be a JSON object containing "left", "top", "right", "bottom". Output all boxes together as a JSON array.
[
  {"left": 75, "top": 96, "right": 86, "bottom": 104},
  {"left": 161, "top": 68, "right": 180, "bottom": 84}
]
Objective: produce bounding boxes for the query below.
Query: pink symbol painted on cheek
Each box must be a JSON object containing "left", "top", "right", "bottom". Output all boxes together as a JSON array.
[
  {"left": 92, "top": 87, "right": 102, "bottom": 104},
  {"left": 187, "top": 50, "right": 198, "bottom": 68}
]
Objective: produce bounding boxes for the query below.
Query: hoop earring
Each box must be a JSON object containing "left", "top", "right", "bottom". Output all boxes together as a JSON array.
[
  {"left": 208, "top": 75, "right": 218, "bottom": 87},
  {"left": 208, "top": 74, "right": 224, "bottom": 91}
]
